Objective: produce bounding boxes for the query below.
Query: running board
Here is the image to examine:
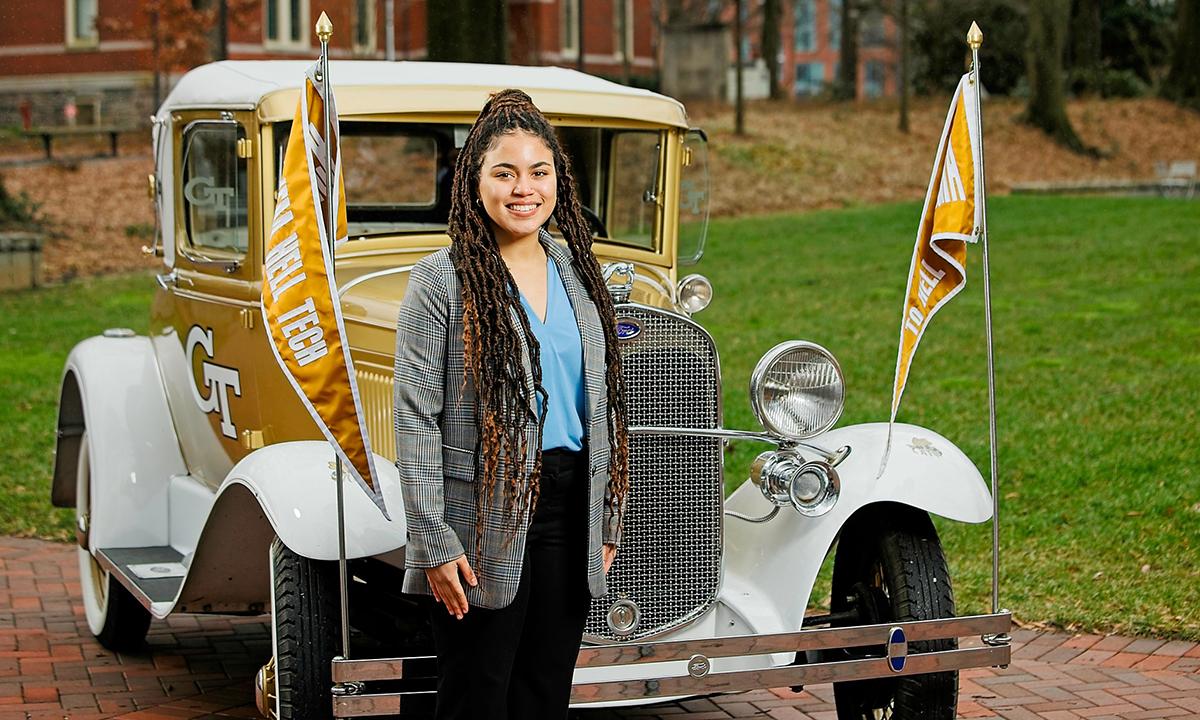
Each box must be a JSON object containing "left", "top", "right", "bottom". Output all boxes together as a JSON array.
[
  {"left": 95, "top": 546, "right": 186, "bottom": 618},
  {"left": 330, "top": 612, "right": 1012, "bottom": 717}
]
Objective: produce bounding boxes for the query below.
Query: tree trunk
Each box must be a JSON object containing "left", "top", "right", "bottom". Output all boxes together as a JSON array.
[
  {"left": 734, "top": 0, "right": 745, "bottom": 134},
  {"left": 833, "top": 0, "right": 860, "bottom": 101},
  {"left": 427, "top": 0, "right": 507, "bottom": 63},
  {"left": 1070, "top": 0, "right": 1101, "bottom": 93},
  {"left": 1162, "top": 0, "right": 1200, "bottom": 108},
  {"left": 1024, "top": 0, "right": 1089, "bottom": 153},
  {"left": 761, "top": 0, "right": 782, "bottom": 99},
  {"left": 897, "top": 0, "right": 909, "bottom": 132}
]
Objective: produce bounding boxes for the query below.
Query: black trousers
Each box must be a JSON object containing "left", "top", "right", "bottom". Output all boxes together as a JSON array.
[{"left": 429, "top": 448, "right": 592, "bottom": 720}]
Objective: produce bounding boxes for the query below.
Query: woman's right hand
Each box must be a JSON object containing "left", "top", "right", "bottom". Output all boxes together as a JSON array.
[{"left": 425, "top": 555, "right": 477, "bottom": 620}]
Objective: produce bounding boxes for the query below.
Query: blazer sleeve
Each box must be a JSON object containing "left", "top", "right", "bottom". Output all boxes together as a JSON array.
[{"left": 394, "top": 259, "right": 466, "bottom": 568}]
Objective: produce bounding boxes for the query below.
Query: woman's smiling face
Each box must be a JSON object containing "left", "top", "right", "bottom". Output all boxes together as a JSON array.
[{"left": 477, "top": 130, "right": 557, "bottom": 245}]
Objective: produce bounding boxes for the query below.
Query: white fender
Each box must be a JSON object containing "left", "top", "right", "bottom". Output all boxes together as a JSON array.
[
  {"left": 55, "top": 334, "right": 186, "bottom": 550},
  {"left": 215, "top": 441, "right": 406, "bottom": 561},
  {"left": 722, "top": 422, "right": 992, "bottom": 633}
]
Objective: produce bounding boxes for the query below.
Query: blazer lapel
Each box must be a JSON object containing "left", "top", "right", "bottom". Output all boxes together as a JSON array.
[
  {"left": 540, "top": 231, "right": 605, "bottom": 425},
  {"left": 507, "top": 303, "right": 539, "bottom": 419}
]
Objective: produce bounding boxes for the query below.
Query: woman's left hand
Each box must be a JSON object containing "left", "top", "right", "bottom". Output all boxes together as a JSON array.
[{"left": 602, "top": 543, "right": 617, "bottom": 574}]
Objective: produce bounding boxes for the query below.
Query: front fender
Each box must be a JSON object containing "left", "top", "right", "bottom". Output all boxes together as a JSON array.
[
  {"left": 54, "top": 334, "right": 186, "bottom": 550},
  {"left": 722, "top": 422, "right": 991, "bottom": 632},
  {"left": 215, "top": 441, "right": 406, "bottom": 561}
]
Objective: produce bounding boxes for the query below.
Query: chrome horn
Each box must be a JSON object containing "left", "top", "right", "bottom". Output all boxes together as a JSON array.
[{"left": 750, "top": 449, "right": 841, "bottom": 518}]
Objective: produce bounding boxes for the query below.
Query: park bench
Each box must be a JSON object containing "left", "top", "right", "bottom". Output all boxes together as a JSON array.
[
  {"left": 20, "top": 125, "right": 136, "bottom": 160},
  {"left": 1154, "top": 160, "right": 1197, "bottom": 198}
]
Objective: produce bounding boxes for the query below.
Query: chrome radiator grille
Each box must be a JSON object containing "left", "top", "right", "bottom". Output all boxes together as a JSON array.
[{"left": 584, "top": 304, "right": 723, "bottom": 643}]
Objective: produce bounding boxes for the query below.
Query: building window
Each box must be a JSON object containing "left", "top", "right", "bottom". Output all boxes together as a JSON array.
[
  {"left": 561, "top": 0, "right": 579, "bottom": 59},
  {"left": 794, "top": 62, "right": 824, "bottom": 97},
  {"left": 828, "top": 0, "right": 841, "bottom": 52},
  {"left": 794, "top": 0, "right": 815, "bottom": 53},
  {"left": 66, "top": 0, "right": 99, "bottom": 47},
  {"left": 354, "top": 0, "right": 376, "bottom": 54},
  {"left": 862, "top": 9, "right": 886, "bottom": 47},
  {"left": 864, "top": 60, "right": 886, "bottom": 98},
  {"left": 613, "top": 0, "right": 634, "bottom": 61},
  {"left": 265, "top": 0, "right": 310, "bottom": 49}
]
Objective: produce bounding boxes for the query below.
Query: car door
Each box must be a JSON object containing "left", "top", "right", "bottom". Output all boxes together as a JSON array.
[{"left": 150, "top": 110, "right": 264, "bottom": 490}]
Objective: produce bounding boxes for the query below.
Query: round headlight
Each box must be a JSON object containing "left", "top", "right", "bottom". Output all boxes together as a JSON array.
[
  {"left": 677, "top": 274, "right": 712, "bottom": 314},
  {"left": 749, "top": 341, "right": 845, "bottom": 440}
]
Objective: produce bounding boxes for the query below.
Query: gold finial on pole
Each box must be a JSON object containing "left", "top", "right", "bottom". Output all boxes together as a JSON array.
[
  {"left": 967, "top": 21, "right": 983, "bottom": 50},
  {"left": 316, "top": 11, "right": 333, "bottom": 43}
]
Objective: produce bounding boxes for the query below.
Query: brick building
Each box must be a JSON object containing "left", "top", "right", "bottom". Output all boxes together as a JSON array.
[
  {"left": 783, "top": 0, "right": 897, "bottom": 99},
  {"left": 0, "top": 0, "right": 895, "bottom": 130},
  {"left": 0, "top": 0, "right": 657, "bottom": 129}
]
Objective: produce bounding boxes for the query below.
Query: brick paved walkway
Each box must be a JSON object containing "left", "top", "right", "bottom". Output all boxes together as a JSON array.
[{"left": 2, "top": 536, "right": 1198, "bottom": 719}]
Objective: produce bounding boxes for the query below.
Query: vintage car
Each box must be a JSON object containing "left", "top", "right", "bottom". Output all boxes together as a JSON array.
[{"left": 52, "top": 60, "right": 1010, "bottom": 719}]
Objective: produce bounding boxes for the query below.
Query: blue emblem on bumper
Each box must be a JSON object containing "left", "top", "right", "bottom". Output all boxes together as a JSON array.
[{"left": 887, "top": 626, "right": 908, "bottom": 672}]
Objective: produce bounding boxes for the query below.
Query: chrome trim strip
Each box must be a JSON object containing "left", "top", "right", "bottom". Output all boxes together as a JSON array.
[
  {"left": 170, "top": 287, "right": 260, "bottom": 309},
  {"left": 332, "top": 656, "right": 435, "bottom": 684},
  {"left": 628, "top": 425, "right": 847, "bottom": 465},
  {"left": 568, "top": 645, "right": 1009, "bottom": 704},
  {"left": 332, "top": 690, "right": 436, "bottom": 718},
  {"left": 328, "top": 613, "right": 1010, "bottom": 684},
  {"left": 576, "top": 612, "right": 1009, "bottom": 668},
  {"left": 330, "top": 635, "right": 1010, "bottom": 713},
  {"left": 337, "top": 264, "right": 416, "bottom": 296}
]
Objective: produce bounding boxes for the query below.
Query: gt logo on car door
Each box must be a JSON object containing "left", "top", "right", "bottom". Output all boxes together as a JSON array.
[{"left": 187, "top": 325, "right": 242, "bottom": 439}]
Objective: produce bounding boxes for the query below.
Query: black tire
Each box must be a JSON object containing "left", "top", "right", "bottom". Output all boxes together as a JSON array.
[
  {"left": 271, "top": 537, "right": 340, "bottom": 720},
  {"left": 76, "top": 429, "right": 151, "bottom": 652},
  {"left": 829, "top": 504, "right": 958, "bottom": 720}
]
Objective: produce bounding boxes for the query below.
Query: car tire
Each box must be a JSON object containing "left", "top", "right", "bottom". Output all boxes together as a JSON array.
[
  {"left": 269, "top": 537, "right": 339, "bottom": 720},
  {"left": 829, "top": 503, "right": 958, "bottom": 720},
  {"left": 75, "top": 431, "right": 152, "bottom": 652}
]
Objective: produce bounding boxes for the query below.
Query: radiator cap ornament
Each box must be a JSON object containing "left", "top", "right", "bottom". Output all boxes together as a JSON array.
[{"left": 607, "top": 596, "right": 641, "bottom": 636}]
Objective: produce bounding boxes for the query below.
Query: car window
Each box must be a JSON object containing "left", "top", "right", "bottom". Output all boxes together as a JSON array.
[
  {"left": 181, "top": 122, "right": 249, "bottom": 255},
  {"left": 342, "top": 132, "right": 438, "bottom": 208},
  {"left": 608, "top": 130, "right": 661, "bottom": 251}
]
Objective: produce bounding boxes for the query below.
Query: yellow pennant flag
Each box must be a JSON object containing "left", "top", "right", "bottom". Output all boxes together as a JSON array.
[
  {"left": 889, "top": 73, "right": 983, "bottom": 423},
  {"left": 261, "top": 63, "right": 388, "bottom": 518}
]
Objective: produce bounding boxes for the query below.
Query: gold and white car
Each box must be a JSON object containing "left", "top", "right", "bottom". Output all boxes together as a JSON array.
[{"left": 52, "top": 60, "right": 1010, "bottom": 719}]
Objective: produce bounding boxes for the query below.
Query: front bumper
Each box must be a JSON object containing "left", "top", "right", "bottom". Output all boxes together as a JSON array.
[{"left": 329, "top": 611, "right": 1011, "bottom": 716}]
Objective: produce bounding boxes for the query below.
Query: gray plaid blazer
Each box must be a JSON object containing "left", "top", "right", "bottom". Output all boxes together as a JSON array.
[{"left": 393, "top": 231, "right": 623, "bottom": 610}]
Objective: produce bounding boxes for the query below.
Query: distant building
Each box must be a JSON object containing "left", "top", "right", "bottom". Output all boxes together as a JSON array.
[
  {"left": 724, "top": 0, "right": 898, "bottom": 100},
  {"left": 783, "top": 0, "right": 898, "bottom": 99},
  {"left": 0, "top": 0, "right": 656, "bottom": 129}
]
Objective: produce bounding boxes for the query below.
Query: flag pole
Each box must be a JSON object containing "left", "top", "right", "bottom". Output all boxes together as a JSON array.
[
  {"left": 968, "top": 21, "right": 1009, "bottom": 645},
  {"left": 315, "top": 11, "right": 354, "bottom": 668}
]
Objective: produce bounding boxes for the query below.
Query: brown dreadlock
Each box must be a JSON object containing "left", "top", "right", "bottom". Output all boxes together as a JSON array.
[{"left": 448, "top": 89, "right": 630, "bottom": 567}]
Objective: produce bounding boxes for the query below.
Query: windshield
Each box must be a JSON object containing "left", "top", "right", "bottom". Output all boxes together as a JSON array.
[{"left": 272, "top": 121, "right": 663, "bottom": 251}]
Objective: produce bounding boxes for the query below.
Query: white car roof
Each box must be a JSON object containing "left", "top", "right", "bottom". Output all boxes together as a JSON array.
[{"left": 159, "top": 60, "right": 689, "bottom": 127}]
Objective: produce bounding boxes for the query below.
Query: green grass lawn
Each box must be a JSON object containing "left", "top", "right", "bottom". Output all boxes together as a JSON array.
[
  {"left": 699, "top": 195, "right": 1199, "bottom": 640},
  {"left": 1, "top": 196, "right": 1197, "bottom": 639}
]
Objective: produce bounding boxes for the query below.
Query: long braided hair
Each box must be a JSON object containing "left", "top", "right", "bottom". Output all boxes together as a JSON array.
[{"left": 448, "top": 89, "right": 630, "bottom": 565}]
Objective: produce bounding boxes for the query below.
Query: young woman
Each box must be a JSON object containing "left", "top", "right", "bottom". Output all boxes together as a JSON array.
[{"left": 393, "top": 89, "right": 630, "bottom": 719}]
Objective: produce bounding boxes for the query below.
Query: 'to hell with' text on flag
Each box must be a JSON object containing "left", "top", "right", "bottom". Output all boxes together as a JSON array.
[
  {"left": 888, "top": 72, "right": 984, "bottom": 428},
  {"left": 260, "top": 62, "right": 389, "bottom": 519}
]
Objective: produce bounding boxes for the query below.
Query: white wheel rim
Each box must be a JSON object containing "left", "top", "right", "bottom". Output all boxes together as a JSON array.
[{"left": 75, "top": 431, "right": 110, "bottom": 636}]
